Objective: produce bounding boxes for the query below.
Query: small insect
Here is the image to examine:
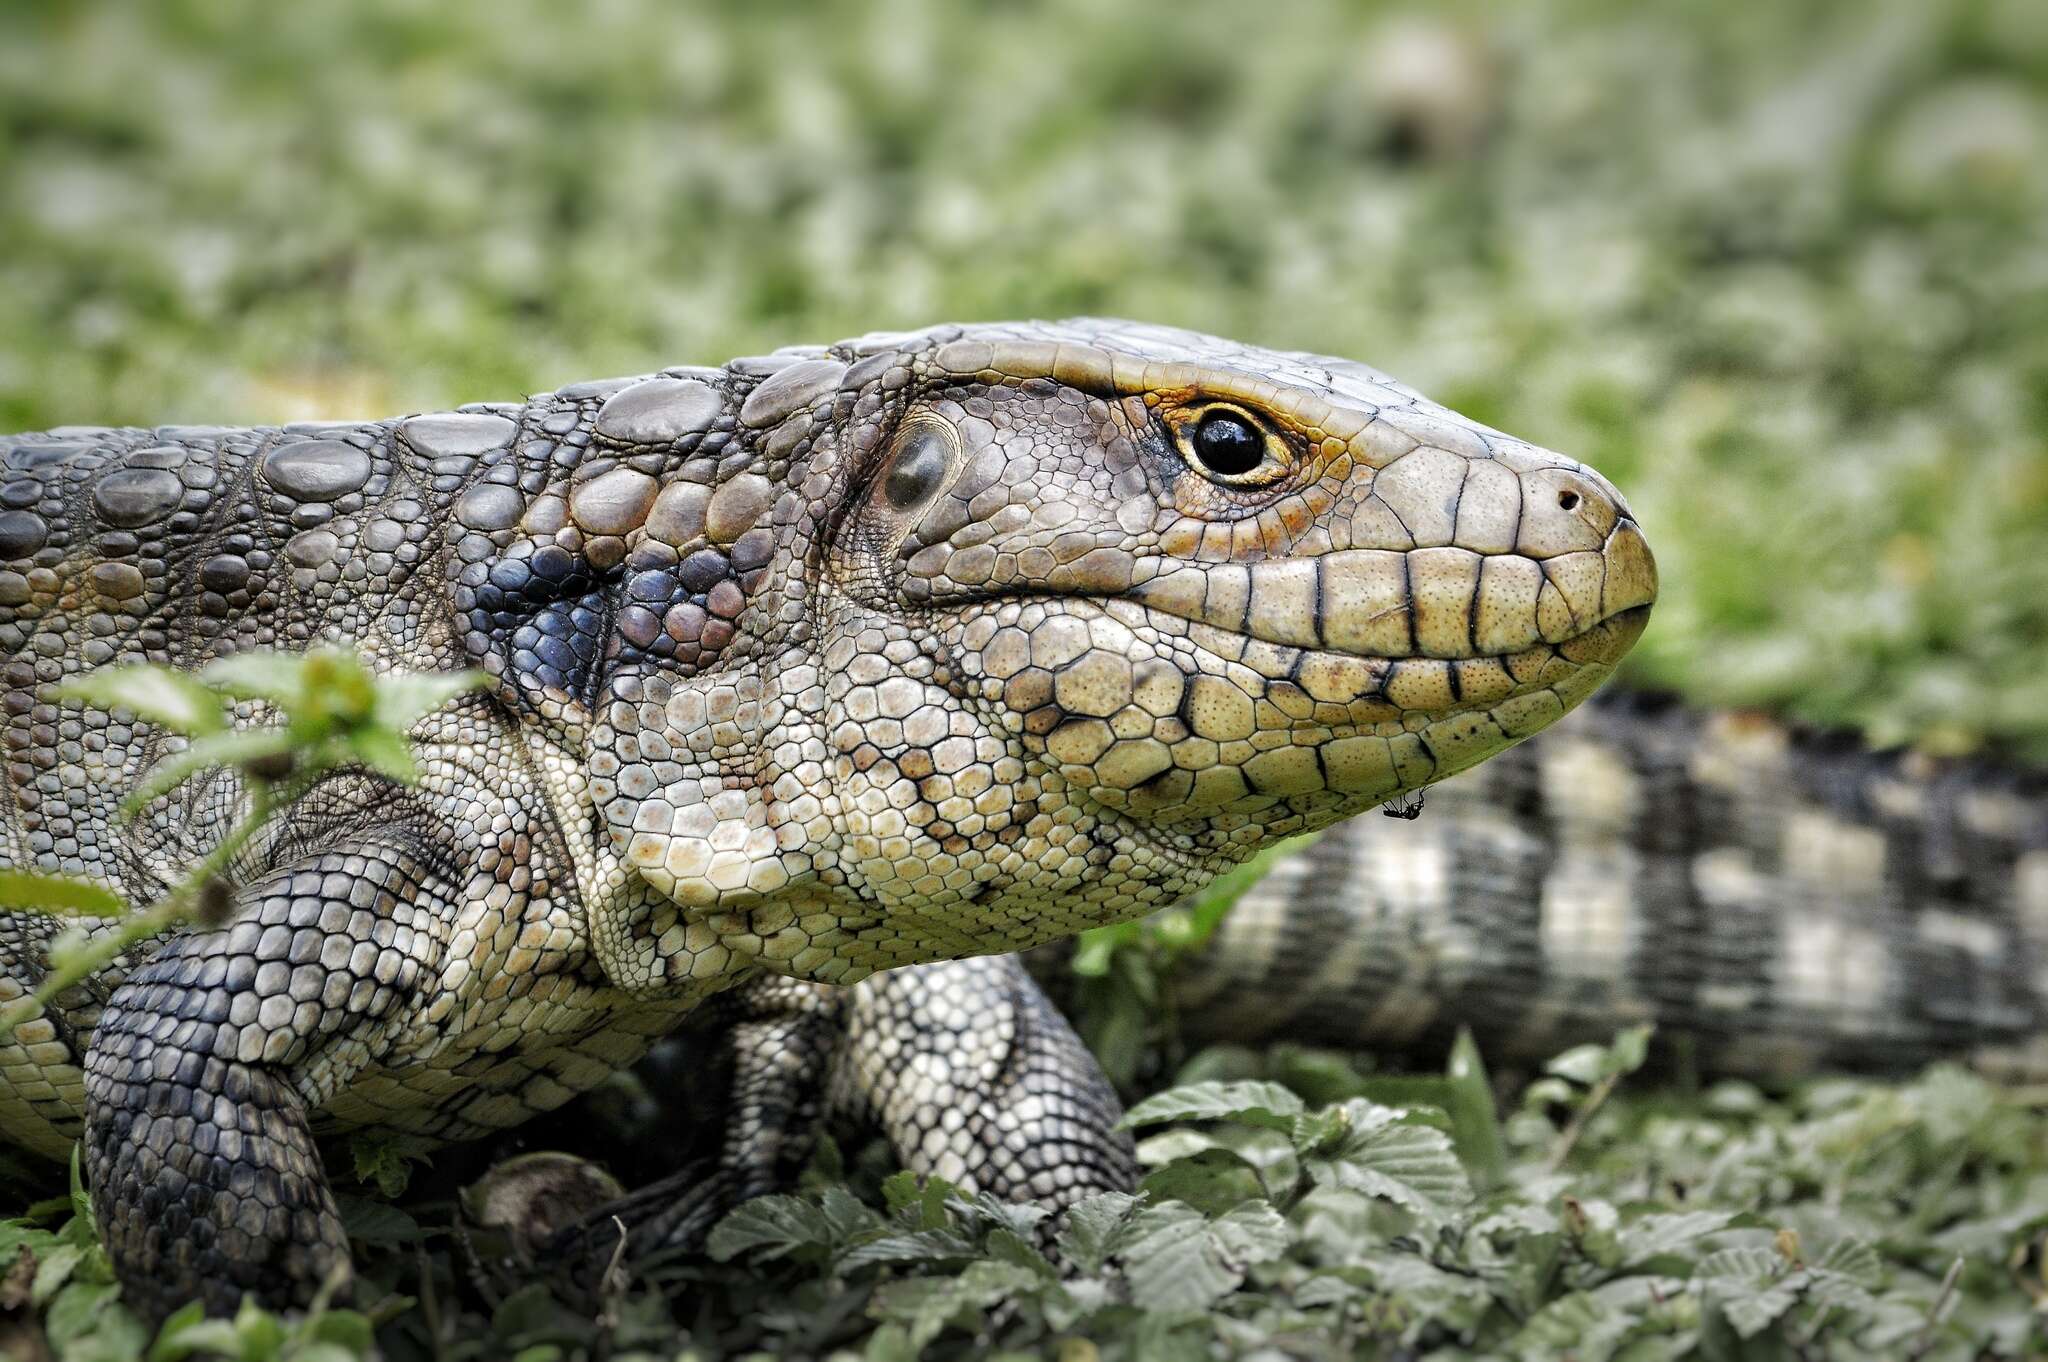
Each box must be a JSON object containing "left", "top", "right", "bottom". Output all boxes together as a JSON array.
[{"left": 1381, "top": 791, "right": 1425, "bottom": 820}]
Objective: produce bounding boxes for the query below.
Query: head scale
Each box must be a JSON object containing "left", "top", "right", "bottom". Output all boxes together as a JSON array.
[{"left": 460, "top": 320, "right": 1654, "bottom": 987}]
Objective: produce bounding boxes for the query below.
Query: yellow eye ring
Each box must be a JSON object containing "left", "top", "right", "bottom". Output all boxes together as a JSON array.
[{"left": 1164, "top": 404, "right": 1293, "bottom": 487}]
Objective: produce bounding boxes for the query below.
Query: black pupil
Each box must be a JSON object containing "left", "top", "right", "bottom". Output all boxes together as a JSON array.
[{"left": 1191, "top": 411, "right": 1263, "bottom": 476}]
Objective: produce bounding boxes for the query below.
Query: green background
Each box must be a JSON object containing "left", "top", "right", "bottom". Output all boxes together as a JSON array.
[{"left": 3, "top": 0, "right": 2046, "bottom": 756}]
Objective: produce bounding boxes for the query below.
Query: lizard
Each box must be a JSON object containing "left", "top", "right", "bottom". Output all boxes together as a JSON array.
[
  {"left": 0, "top": 318, "right": 1653, "bottom": 1320},
  {"left": 1150, "top": 685, "right": 2048, "bottom": 1082}
]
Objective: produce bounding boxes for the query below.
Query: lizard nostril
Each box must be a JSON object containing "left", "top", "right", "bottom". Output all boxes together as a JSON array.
[{"left": 1557, "top": 490, "right": 1581, "bottom": 511}]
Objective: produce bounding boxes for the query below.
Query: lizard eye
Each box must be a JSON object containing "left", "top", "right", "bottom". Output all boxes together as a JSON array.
[
  {"left": 1174, "top": 405, "right": 1287, "bottom": 485},
  {"left": 878, "top": 415, "right": 961, "bottom": 514}
]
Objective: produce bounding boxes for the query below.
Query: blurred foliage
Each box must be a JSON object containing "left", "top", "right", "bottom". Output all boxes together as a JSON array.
[
  {"left": 3, "top": 0, "right": 2048, "bottom": 1355},
  {"left": 1, "top": 0, "right": 2045, "bottom": 753},
  {"left": 0, "top": 652, "right": 481, "bottom": 1043}
]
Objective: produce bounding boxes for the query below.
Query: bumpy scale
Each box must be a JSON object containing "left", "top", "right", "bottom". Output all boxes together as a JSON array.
[{"left": 0, "top": 320, "right": 1653, "bottom": 1317}]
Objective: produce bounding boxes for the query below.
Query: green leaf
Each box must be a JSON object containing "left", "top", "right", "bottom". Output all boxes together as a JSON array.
[
  {"left": 231, "top": 1295, "right": 288, "bottom": 1356},
  {"left": 301, "top": 1308, "right": 378, "bottom": 1355},
  {"left": 31, "top": 1241, "right": 85, "bottom": 1305},
  {"left": 42, "top": 1278, "right": 120, "bottom": 1345},
  {"left": 372, "top": 670, "right": 487, "bottom": 731},
  {"left": 1619, "top": 1211, "right": 1736, "bottom": 1267},
  {"left": 334, "top": 1195, "right": 422, "bottom": 1245},
  {"left": 1549, "top": 1025, "right": 1657, "bottom": 1085},
  {"left": 879, "top": 1170, "right": 924, "bottom": 1216},
  {"left": 1207, "top": 1200, "right": 1290, "bottom": 1265},
  {"left": 1813, "top": 1237, "right": 1882, "bottom": 1289},
  {"left": 148, "top": 1301, "right": 235, "bottom": 1362},
  {"left": 1055, "top": 1191, "right": 1139, "bottom": 1273},
  {"left": 69, "top": 1143, "right": 91, "bottom": 1224},
  {"left": 342, "top": 724, "right": 417, "bottom": 783},
  {"left": 706, "top": 1195, "right": 836, "bottom": 1263},
  {"left": 200, "top": 651, "right": 319, "bottom": 708},
  {"left": 1444, "top": 1027, "right": 1509, "bottom": 1189},
  {"left": 834, "top": 1229, "right": 981, "bottom": 1269},
  {"left": 59, "top": 665, "right": 225, "bottom": 736},
  {"left": 0, "top": 869, "right": 127, "bottom": 918},
  {"left": 1512, "top": 1290, "right": 1636, "bottom": 1362},
  {"left": 121, "top": 728, "right": 294, "bottom": 812},
  {"left": 868, "top": 1262, "right": 1043, "bottom": 1351},
  {"left": 1302, "top": 1101, "right": 1471, "bottom": 1217},
  {"left": 348, "top": 1134, "right": 422, "bottom": 1200},
  {"left": 1120, "top": 1080, "right": 1305, "bottom": 1131},
  {"left": 1117, "top": 1203, "right": 1244, "bottom": 1315},
  {"left": 1715, "top": 1282, "right": 1800, "bottom": 1340},
  {"left": 1695, "top": 1245, "right": 1799, "bottom": 1340},
  {"left": 1118, "top": 1200, "right": 1290, "bottom": 1317}
]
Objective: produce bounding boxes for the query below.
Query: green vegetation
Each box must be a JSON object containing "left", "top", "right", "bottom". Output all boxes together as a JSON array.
[
  {"left": 10, "top": 1018, "right": 2047, "bottom": 1359},
  {"left": 2, "top": 0, "right": 2045, "bottom": 753},
  {"left": 3, "top": 0, "right": 2047, "bottom": 1356}
]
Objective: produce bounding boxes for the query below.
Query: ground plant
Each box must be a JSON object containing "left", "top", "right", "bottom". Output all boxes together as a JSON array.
[{"left": 1, "top": 0, "right": 2045, "bottom": 1355}]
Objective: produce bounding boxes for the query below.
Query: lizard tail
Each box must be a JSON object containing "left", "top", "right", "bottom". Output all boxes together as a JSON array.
[{"left": 1165, "top": 690, "right": 2048, "bottom": 1082}]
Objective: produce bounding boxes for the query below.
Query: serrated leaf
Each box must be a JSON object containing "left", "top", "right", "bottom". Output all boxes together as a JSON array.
[
  {"left": 1137, "top": 1150, "right": 1266, "bottom": 1216},
  {"left": 1056, "top": 1191, "right": 1140, "bottom": 1273},
  {"left": 1207, "top": 1201, "right": 1290, "bottom": 1264},
  {"left": 1694, "top": 1245, "right": 1786, "bottom": 1283},
  {"left": 706, "top": 1195, "right": 835, "bottom": 1263},
  {"left": 959, "top": 1189, "right": 1051, "bottom": 1240},
  {"left": 59, "top": 665, "right": 225, "bottom": 736},
  {"left": 1117, "top": 1204, "right": 1240, "bottom": 1315},
  {"left": 1120, "top": 1080, "right": 1304, "bottom": 1131},
  {"left": 1290, "top": 1104, "right": 1352, "bottom": 1155},
  {"left": 835, "top": 1229, "right": 980, "bottom": 1269},
  {"left": 879, "top": 1170, "right": 924, "bottom": 1215},
  {"left": 1812, "top": 1237, "right": 1882, "bottom": 1289},
  {"left": 1513, "top": 1290, "right": 1630, "bottom": 1361},
  {"left": 1118, "top": 1200, "right": 1290, "bottom": 1316},
  {"left": 0, "top": 869, "right": 127, "bottom": 919},
  {"left": 1715, "top": 1282, "right": 1799, "bottom": 1339},
  {"left": 1619, "top": 1210, "right": 1736, "bottom": 1266},
  {"left": 1305, "top": 1103, "right": 1471, "bottom": 1216},
  {"left": 819, "top": 1184, "right": 887, "bottom": 1242},
  {"left": 869, "top": 1261, "right": 1043, "bottom": 1351}
]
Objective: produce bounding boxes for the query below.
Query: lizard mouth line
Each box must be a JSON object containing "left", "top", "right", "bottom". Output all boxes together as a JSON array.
[{"left": 1118, "top": 523, "right": 1657, "bottom": 668}]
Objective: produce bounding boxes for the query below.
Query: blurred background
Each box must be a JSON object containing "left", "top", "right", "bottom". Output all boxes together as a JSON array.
[{"left": 2, "top": 0, "right": 2044, "bottom": 757}]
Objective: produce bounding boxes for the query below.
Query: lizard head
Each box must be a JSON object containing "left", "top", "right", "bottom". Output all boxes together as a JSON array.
[{"left": 494, "top": 321, "right": 1651, "bottom": 982}]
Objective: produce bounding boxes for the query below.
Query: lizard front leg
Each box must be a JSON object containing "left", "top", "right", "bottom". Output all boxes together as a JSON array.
[
  {"left": 833, "top": 954, "right": 1137, "bottom": 1211},
  {"left": 84, "top": 828, "right": 453, "bottom": 1322}
]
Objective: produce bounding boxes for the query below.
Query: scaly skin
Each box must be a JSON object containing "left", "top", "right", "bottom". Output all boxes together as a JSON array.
[
  {"left": 0, "top": 319, "right": 1651, "bottom": 1317},
  {"left": 1158, "top": 687, "right": 2048, "bottom": 1081}
]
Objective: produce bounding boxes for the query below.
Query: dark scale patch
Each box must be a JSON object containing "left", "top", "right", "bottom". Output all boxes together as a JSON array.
[{"left": 455, "top": 530, "right": 615, "bottom": 716}]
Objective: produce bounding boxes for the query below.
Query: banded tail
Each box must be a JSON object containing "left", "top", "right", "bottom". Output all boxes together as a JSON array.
[{"left": 1168, "top": 690, "right": 2048, "bottom": 1080}]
